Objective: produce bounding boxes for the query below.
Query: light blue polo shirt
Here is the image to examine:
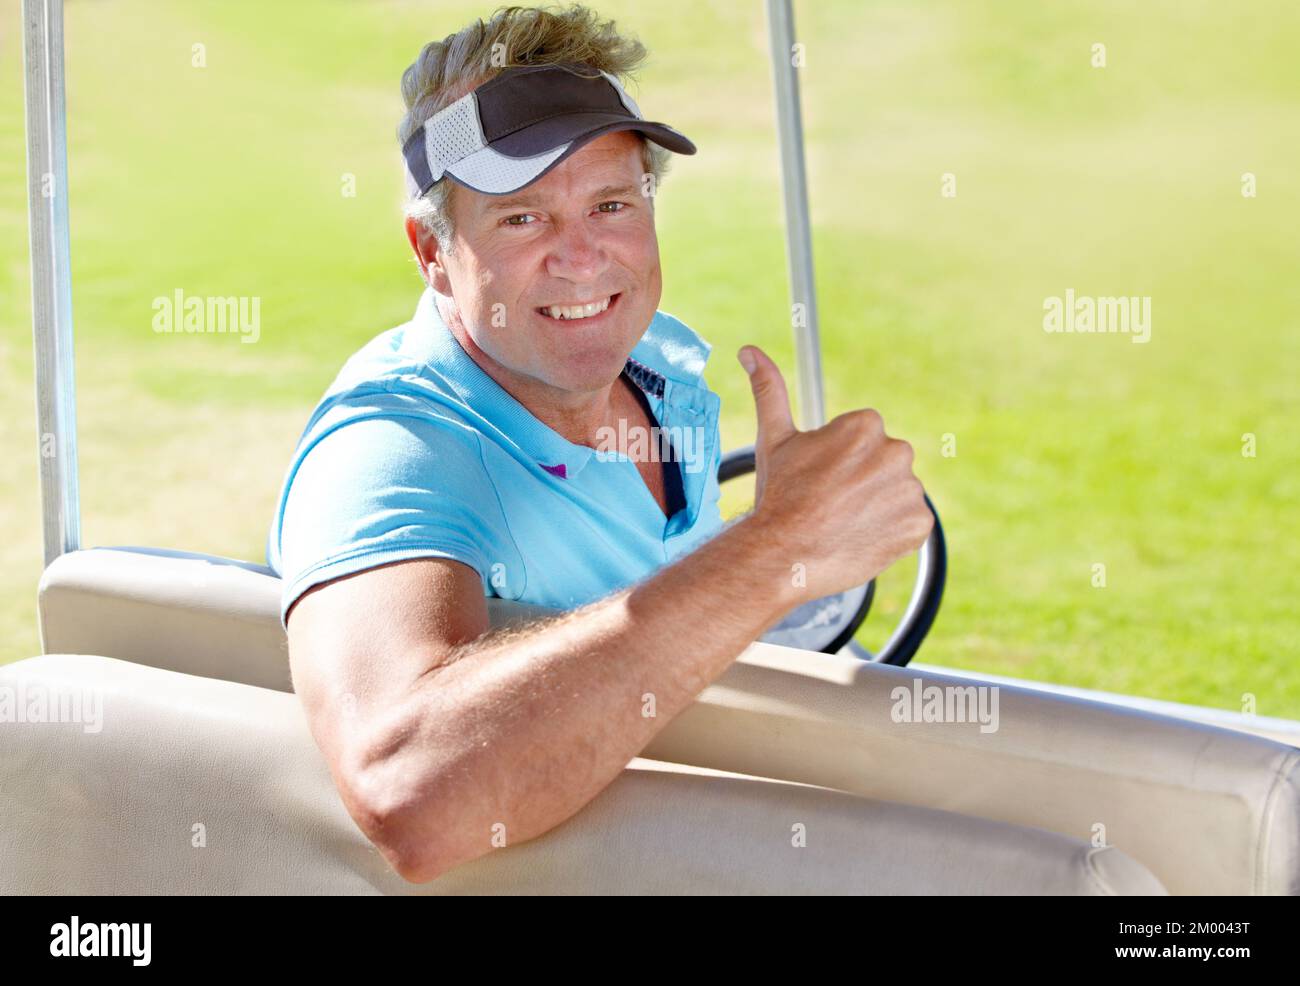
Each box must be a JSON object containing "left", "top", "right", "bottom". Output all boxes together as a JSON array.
[{"left": 265, "top": 287, "right": 725, "bottom": 628}]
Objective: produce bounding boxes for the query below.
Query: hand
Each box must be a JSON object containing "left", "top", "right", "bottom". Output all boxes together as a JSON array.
[{"left": 737, "top": 344, "right": 933, "bottom": 608}]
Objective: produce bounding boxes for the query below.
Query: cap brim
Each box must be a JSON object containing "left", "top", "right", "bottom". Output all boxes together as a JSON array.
[{"left": 445, "top": 117, "right": 697, "bottom": 196}]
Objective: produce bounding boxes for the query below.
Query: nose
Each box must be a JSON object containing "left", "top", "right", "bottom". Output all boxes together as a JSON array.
[{"left": 544, "top": 216, "right": 610, "bottom": 286}]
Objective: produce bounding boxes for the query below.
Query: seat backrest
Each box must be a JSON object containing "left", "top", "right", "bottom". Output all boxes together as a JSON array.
[
  {"left": 0, "top": 653, "right": 1168, "bottom": 895},
  {"left": 34, "top": 545, "right": 1300, "bottom": 894},
  {"left": 37, "top": 546, "right": 558, "bottom": 692}
]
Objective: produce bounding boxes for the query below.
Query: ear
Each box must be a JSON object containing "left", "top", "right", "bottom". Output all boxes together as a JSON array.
[{"left": 405, "top": 216, "right": 453, "bottom": 294}]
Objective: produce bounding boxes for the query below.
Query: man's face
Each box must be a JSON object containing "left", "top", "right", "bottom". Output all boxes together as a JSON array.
[{"left": 419, "top": 130, "right": 661, "bottom": 398}]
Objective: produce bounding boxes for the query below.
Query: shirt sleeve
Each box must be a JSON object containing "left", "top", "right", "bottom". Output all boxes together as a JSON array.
[{"left": 274, "top": 412, "right": 505, "bottom": 628}]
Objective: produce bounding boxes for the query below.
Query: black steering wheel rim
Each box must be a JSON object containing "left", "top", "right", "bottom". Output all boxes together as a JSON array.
[{"left": 718, "top": 444, "right": 946, "bottom": 665}]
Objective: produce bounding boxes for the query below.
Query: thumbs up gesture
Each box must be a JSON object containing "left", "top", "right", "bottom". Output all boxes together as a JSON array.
[{"left": 738, "top": 345, "right": 933, "bottom": 606}]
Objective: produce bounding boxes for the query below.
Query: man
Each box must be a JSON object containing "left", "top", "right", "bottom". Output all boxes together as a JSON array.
[{"left": 267, "top": 7, "right": 931, "bottom": 884}]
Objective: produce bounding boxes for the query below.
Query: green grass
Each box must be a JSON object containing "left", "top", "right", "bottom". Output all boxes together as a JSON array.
[{"left": 2, "top": 0, "right": 1297, "bottom": 719}]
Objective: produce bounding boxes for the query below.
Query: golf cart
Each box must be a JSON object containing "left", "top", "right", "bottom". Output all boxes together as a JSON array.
[{"left": 4, "top": 0, "right": 1298, "bottom": 895}]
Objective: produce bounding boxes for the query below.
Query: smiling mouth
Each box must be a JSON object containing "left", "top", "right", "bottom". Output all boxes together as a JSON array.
[{"left": 536, "top": 292, "right": 621, "bottom": 321}]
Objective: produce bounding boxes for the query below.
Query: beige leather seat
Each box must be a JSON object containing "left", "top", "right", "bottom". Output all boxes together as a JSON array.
[
  {"left": 0, "top": 653, "right": 1162, "bottom": 895},
  {"left": 9, "top": 545, "right": 1298, "bottom": 894}
]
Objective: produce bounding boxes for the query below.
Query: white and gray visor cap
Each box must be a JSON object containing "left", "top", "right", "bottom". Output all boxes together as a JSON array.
[{"left": 402, "top": 61, "right": 697, "bottom": 198}]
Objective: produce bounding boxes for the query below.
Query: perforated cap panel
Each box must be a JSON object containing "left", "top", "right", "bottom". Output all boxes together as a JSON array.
[{"left": 421, "top": 91, "right": 486, "bottom": 181}]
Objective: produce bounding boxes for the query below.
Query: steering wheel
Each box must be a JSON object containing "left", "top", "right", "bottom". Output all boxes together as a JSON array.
[{"left": 718, "top": 445, "right": 946, "bottom": 666}]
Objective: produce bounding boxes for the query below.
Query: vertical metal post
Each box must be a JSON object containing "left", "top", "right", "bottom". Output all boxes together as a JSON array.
[
  {"left": 764, "top": 0, "right": 826, "bottom": 429},
  {"left": 23, "top": 0, "right": 81, "bottom": 565},
  {"left": 763, "top": 2, "right": 945, "bottom": 663}
]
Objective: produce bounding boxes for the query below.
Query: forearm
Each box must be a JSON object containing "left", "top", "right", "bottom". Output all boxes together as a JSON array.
[{"left": 366, "top": 512, "right": 796, "bottom": 880}]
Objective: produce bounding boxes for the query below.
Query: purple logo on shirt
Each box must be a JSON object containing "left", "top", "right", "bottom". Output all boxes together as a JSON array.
[{"left": 541, "top": 462, "right": 567, "bottom": 479}]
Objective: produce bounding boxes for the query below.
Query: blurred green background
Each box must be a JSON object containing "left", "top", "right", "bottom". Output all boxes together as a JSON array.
[{"left": 2, "top": 1, "right": 1297, "bottom": 717}]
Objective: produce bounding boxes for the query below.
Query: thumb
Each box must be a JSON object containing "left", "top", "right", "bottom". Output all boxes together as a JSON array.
[{"left": 738, "top": 345, "right": 797, "bottom": 449}]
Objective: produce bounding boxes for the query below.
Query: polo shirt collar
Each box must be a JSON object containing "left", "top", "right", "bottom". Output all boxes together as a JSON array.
[{"left": 415, "top": 287, "right": 700, "bottom": 482}]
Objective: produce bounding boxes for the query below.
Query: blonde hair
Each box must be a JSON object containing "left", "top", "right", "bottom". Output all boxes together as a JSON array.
[{"left": 398, "top": 3, "right": 673, "bottom": 254}]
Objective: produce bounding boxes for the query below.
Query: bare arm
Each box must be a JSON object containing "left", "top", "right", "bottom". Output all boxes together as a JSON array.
[{"left": 287, "top": 345, "right": 932, "bottom": 882}]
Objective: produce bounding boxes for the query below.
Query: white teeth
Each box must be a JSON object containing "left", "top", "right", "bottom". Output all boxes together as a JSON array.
[{"left": 541, "top": 295, "right": 613, "bottom": 320}]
